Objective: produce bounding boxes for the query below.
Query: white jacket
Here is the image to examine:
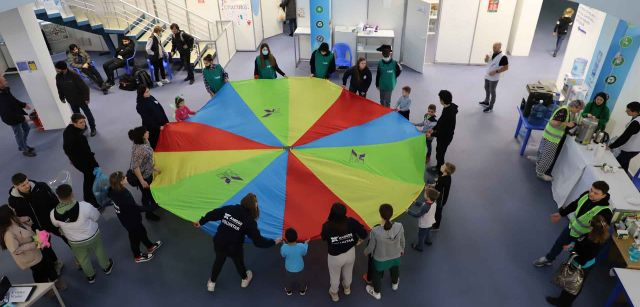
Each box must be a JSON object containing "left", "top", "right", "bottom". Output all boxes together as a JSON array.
[{"left": 50, "top": 201, "right": 101, "bottom": 243}]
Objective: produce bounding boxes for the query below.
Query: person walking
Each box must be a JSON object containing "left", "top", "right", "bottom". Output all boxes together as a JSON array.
[
  {"left": 342, "top": 57, "right": 372, "bottom": 97},
  {"left": 428, "top": 90, "right": 458, "bottom": 173},
  {"left": 553, "top": 8, "right": 575, "bottom": 57},
  {"left": 478, "top": 42, "right": 509, "bottom": 113},
  {"left": 321, "top": 202, "right": 368, "bottom": 302},
  {"left": 103, "top": 37, "right": 135, "bottom": 87},
  {"left": 0, "top": 74, "right": 35, "bottom": 157},
  {"left": 55, "top": 61, "right": 97, "bottom": 137},
  {"left": 146, "top": 25, "right": 171, "bottom": 88},
  {"left": 310, "top": 42, "right": 336, "bottom": 79},
  {"left": 67, "top": 44, "right": 108, "bottom": 94},
  {"left": 581, "top": 92, "right": 610, "bottom": 131},
  {"left": 280, "top": 0, "right": 297, "bottom": 36},
  {"left": 170, "top": 23, "right": 195, "bottom": 84},
  {"left": 194, "top": 193, "right": 280, "bottom": 292},
  {"left": 375, "top": 45, "right": 401, "bottom": 108},
  {"left": 128, "top": 126, "right": 161, "bottom": 221},
  {"left": 254, "top": 43, "right": 286, "bottom": 79},
  {"left": 62, "top": 113, "right": 100, "bottom": 209},
  {"left": 609, "top": 101, "right": 640, "bottom": 172},
  {"left": 135, "top": 86, "right": 169, "bottom": 150}
]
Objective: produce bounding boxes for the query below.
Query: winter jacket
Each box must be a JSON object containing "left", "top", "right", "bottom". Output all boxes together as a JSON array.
[
  {"left": 408, "top": 201, "right": 437, "bottom": 228},
  {"left": 581, "top": 101, "right": 610, "bottom": 131},
  {"left": 63, "top": 124, "right": 99, "bottom": 172},
  {"left": 50, "top": 201, "right": 100, "bottom": 243},
  {"left": 8, "top": 181, "right": 60, "bottom": 234},
  {"left": 136, "top": 95, "right": 169, "bottom": 130},
  {"left": 342, "top": 66, "right": 372, "bottom": 94},
  {"left": 171, "top": 30, "right": 194, "bottom": 53},
  {"left": 175, "top": 105, "right": 196, "bottom": 122},
  {"left": 115, "top": 43, "right": 135, "bottom": 60},
  {"left": 321, "top": 217, "right": 368, "bottom": 256},
  {"left": 56, "top": 70, "right": 89, "bottom": 106},
  {"left": 67, "top": 49, "right": 92, "bottom": 69},
  {"left": 107, "top": 187, "right": 142, "bottom": 229},
  {"left": 434, "top": 174, "right": 452, "bottom": 207},
  {"left": 416, "top": 114, "right": 437, "bottom": 140},
  {"left": 146, "top": 34, "right": 166, "bottom": 60},
  {"left": 199, "top": 204, "right": 276, "bottom": 255},
  {"left": 3, "top": 216, "right": 42, "bottom": 270},
  {"left": 559, "top": 191, "right": 612, "bottom": 223},
  {"left": 364, "top": 222, "right": 405, "bottom": 262},
  {"left": 554, "top": 17, "right": 573, "bottom": 35},
  {"left": 432, "top": 103, "right": 458, "bottom": 141},
  {"left": 280, "top": 0, "right": 297, "bottom": 20},
  {"left": 572, "top": 235, "right": 605, "bottom": 266},
  {"left": 0, "top": 87, "right": 27, "bottom": 126}
]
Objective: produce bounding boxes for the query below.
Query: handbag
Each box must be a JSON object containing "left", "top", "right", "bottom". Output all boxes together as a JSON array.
[{"left": 552, "top": 253, "right": 585, "bottom": 295}]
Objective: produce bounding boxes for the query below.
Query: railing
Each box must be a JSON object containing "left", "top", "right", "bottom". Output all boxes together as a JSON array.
[{"left": 196, "top": 21, "right": 236, "bottom": 68}]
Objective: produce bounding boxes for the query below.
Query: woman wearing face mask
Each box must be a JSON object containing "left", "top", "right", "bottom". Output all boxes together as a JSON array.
[
  {"left": 375, "top": 45, "right": 402, "bottom": 108},
  {"left": 310, "top": 42, "right": 336, "bottom": 79},
  {"left": 342, "top": 57, "right": 372, "bottom": 97},
  {"left": 254, "top": 43, "right": 286, "bottom": 79},
  {"left": 581, "top": 92, "right": 610, "bottom": 131}
]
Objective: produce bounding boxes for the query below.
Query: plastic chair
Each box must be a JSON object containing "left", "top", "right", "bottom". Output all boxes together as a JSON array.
[
  {"left": 124, "top": 48, "right": 137, "bottom": 75},
  {"left": 332, "top": 43, "right": 352, "bottom": 68},
  {"left": 146, "top": 56, "right": 174, "bottom": 82},
  {"left": 632, "top": 168, "right": 640, "bottom": 191}
]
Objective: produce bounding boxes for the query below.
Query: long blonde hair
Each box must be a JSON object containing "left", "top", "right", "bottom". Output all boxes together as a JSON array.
[{"left": 563, "top": 8, "right": 575, "bottom": 17}]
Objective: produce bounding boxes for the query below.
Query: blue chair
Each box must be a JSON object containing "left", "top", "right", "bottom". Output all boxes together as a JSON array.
[
  {"left": 124, "top": 48, "right": 136, "bottom": 75},
  {"left": 146, "top": 56, "right": 174, "bottom": 82},
  {"left": 332, "top": 43, "right": 352, "bottom": 68},
  {"left": 632, "top": 168, "right": 640, "bottom": 190}
]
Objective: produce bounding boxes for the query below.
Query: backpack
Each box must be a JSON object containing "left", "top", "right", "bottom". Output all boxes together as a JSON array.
[
  {"left": 118, "top": 74, "right": 137, "bottom": 91},
  {"left": 134, "top": 68, "right": 153, "bottom": 88}
]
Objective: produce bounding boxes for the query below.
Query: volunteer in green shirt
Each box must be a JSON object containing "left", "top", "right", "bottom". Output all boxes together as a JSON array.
[
  {"left": 375, "top": 45, "right": 401, "bottom": 108},
  {"left": 581, "top": 91, "right": 610, "bottom": 131},
  {"left": 310, "top": 42, "right": 336, "bottom": 79},
  {"left": 253, "top": 43, "right": 286, "bottom": 79},
  {"left": 202, "top": 54, "right": 228, "bottom": 97}
]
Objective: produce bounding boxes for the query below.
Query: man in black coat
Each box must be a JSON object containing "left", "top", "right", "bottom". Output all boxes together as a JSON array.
[
  {"left": 280, "top": 0, "right": 297, "bottom": 36},
  {"left": 55, "top": 61, "right": 97, "bottom": 137},
  {"left": 102, "top": 36, "right": 135, "bottom": 86},
  {"left": 170, "top": 23, "right": 195, "bottom": 84},
  {"left": 0, "top": 75, "right": 36, "bottom": 157},
  {"left": 62, "top": 113, "right": 100, "bottom": 208},
  {"left": 428, "top": 90, "right": 458, "bottom": 173}
]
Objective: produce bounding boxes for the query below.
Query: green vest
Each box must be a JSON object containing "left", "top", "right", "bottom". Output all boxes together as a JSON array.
[
  {"left": 378, "top": 59, "right": 398, "bottom": 92},
  {"left": 256, "top": 56, "right": 276, "bottom": 79},
  {"left": 542, "top": 105, "right": 569, "bottom": 144},
  {"left": 203, "top": 64, "right": 225, "bottom": 93},
  {"left": 314, "top": 51, "right": 333, "bottom": 79},
  {"left": 568, "top": 193, "right": 610, "bottom": 238}
]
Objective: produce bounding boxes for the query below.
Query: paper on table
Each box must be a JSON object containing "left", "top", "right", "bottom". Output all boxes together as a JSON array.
[{"left": 8, "top": 286, "right": 35, "bottom": 303}]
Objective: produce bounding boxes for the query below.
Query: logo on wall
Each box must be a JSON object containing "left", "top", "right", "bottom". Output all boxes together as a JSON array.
[
  {"left": 349, "top": 149, "right": 366, "bottom": 163},
  {"left": 620, "top": 36, "right": 633, "bottom": 48},
  {"left": 315, "top": 5, "right": 324, "bottom": 13},
  {"left": 316, "top": 35, "right": 325, "bottom": 43},
  {"left": 605, "top": 75, "right": 617, "bottom": 85},
  {"left": 316, "top": 21, "right": 324, "bottom": 28},
  {"left": 218, "top": 170, "right": 243, "bottom": 184},
  {"left": 612, "top": 53, "right": 624, "bottom": 66}
]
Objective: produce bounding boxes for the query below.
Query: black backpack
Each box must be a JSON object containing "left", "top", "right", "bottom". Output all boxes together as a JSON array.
[
  {"left": 118, "top": 75, "right": 137, "bottom": 91},
  {"left": 134, "top": 69, "right": 153, "bottom": 88}
]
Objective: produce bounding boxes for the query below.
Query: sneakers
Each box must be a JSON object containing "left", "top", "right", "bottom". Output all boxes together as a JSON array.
[
  {"left": 147, "top": 241, "right": 163, "bottom": 254},
  {"left": 536, "top": 173, "right": 553, "bottom": 182},
  {"left": 103, "top": 259, "right": 114, "bottom": 275},
  {"left": 526, "top": 155, "right": 538, "bottom": 163},
  {"left": 134, "top": 253, "right": 154, "bottom": 263},
  {"left": 22, "top": 150, "right": 36, "bottom": 157},
  {"left": 207, "top": 280, "right": 216, "bottom": 292},
  {"left": 411, "top": 243, "right": 423, "bottom": 252},
  {"left": 365, "top": 285, "right": 381, "bottom": 300},
  {"left": 87, "top": 275, "right": 96, "bottom": 284},
  {"left": 299, "top": 286, "right": 307, "bottom": 296},
  {"left": 483, "top": 107, "right": 493, "bottom": 113},
  {"left": 343, "top": 286, "right": 351, "bottom": 295},
  {"left": 189, "top": 79, "right": 195, "bottom": 85},
  {"left": 285, "top": 288, "right": 293, "bottom": 296},
  {"left": 240, "top": 270, "right": 253, "bottom": 288},
  {"left": 362, "top": 273, "right": 371, "bottom": 284},
  {"left": 546, "top": 296, "right": 560, "bottom": 306},
  {"left": 424, "top": 240, "right": 433, "bottom": 246},
  {"left": 161, "top": 79, "right": 170, "bottom": 84},
  {"left": 392, "top": 279, "right": 399, "bottom": 291},
  {"left": 90, "top": 130, "right": 97, "bottom": 137},
  {"left": 478, "top": 101, "right": 489, "bottom": 106},
  {"left": 533, "top": 256, "right": 552, "bottom": 267},
  {"left": 329, "top": 291, "right": 339, "bottom": 302},
  {"left": 54, "top": 261, "right": 64, "bottom": 275}
]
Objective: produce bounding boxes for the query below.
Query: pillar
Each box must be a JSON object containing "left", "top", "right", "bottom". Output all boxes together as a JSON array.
[
  {"left": 506, "top": 0, "right": 543, "bottom": 56},
  {"left": 0, "top": 3, "right": 71, "bottom": 130}
]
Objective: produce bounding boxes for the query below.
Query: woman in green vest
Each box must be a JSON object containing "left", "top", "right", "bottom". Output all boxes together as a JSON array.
[
  {"left": 581, "top": 91, "right": 610, "bottom": 131},
  {"left": 253, "top": 43, "right": 286, "bottom": 79},
  {"left": 202, "top": 54, "right": 228, "bottom": 97},
  {"left": 310, "top": 42, "right": 336, "bottom": 79},
  {"left": 375, "top": 45, "right": 402, "bottom": 108},
  {"left": 535, "top": 100, "right": 584, "bottom": 181}
]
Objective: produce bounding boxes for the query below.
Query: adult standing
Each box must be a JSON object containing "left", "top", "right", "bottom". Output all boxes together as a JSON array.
[
  {"left": 310, "top": 42, "right": 336, "bottom": 79},
  {"left": 254, "top": 43, "right": 286, "bottom": 79},
  {"left": 170, "top": 23, "right": 195, "bottom": 84},
  {"left": 280, "top": 0, "right": 297, "bottom": 36},
  {"left": 478, "top": 42, "right": 509, "bottom": 113},
  {"left": 146, "top": 26, "right": 171, "bottom": 88},
  {"left": 533, "top": 181, "right": 612, "bottom": 268},
  {"left": 62, "top": 113, "right": 100, "bottom": 209},
  {"left": 135, "top": 86, "right": 169, "bottom": 150},
  {"left": 342, "top": 57, "right": 372, "bottom": 97},
  {"left": 428, "top": 90, "right": 458, "bottom": 173},
  {"left": 609, "top": 101, "right": 640, "bottom": 172},
  {"left": 553, "top": 8, "right": 575, "bottom": 57},
  {"left": 0, "top": 74, "right": 35, "bottom": 157},
  {"left": 194, "top": 193, "right": 280, "bottom": 292},
  {"left": 103, "top": 37, "right": 135, "bottom": 87},
  {"left": 55, "top": 61, "right": 97, "bottom": 137},
  {"left": 321, "top": 202, "right": 368, "bottom": 302},
  {"left": 581, "top": 92, "right": 610, "bottom": 131},
  {"left": 128, "top": 126, "right": 161, "bottom": 221},
  {"left": 375, "top": 45, "right": 401, "bottom": 108},
  {"left": 535, "top": 100, "right": 584, "bottom": 181},
  {"left": 67, "top": 44, "right": 108, "bottom": 94}
]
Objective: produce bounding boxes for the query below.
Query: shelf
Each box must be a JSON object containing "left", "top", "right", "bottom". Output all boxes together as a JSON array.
[{"left": 356, "top": 45, "right": 382, "bottom": 54}]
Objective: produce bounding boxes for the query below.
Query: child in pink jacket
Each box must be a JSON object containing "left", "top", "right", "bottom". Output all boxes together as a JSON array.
[{"left": 175, "top": 96, "right": 196, "bottom": 122}]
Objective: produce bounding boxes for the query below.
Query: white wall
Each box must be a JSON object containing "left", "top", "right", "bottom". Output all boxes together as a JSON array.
[
  {"left": 468, "top": 0, "right": 517, "bottom": 64},
  {"left": 573, "top": 0, "right": 640, "bottom": 25},
  {"left": 185, "top": 0, "right": 221, "bottom": 23},
  {"left": 507, "top": 0, "right": 542, "bottom": 56},
  {"left": 0, "top": 0, "right": 33, "bottom": 14},
  {"left": 297, "top": 0, "right": 309, "bottom": 28},
  {"left": 607, "top": 49, "right": 640, "bottom": 138},
  {"left": 331, "top": 0, "right": 366, "bottom": 27},
  {"left": 435, "top": 0, "right": 479, "bottom": 63},
  {"left": 367, "top": 0, "right": 405, "bottom": 60},
  {"left": 261, "top": 0, "right": 283, "bottom": 38},
  {"left": 45, "top": 26, "right": 109, "bottom": 54}
]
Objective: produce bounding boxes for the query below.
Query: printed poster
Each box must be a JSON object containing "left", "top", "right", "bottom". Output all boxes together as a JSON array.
[
  {"left": 219, "top": 0, "right": 253, "bottom": 27},
  {"left": 487, "top": 0, "right": 499, "bottom": 13}
]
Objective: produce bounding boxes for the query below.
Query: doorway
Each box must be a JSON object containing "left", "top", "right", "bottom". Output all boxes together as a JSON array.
[{"left": 424, "top": 0, "right": 440, "bottom": 64}]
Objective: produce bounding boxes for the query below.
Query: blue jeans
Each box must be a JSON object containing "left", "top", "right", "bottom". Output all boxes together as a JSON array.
[
  {"left": 414, "top": 227, "right": 431, "bottom": 251},
  {"left": 554, "top": 35, "right": 566, "bottom": 55},
  {"left": 11, "top": 121, "right": 30, "bottom": 151},
  {"left": 545, "top": 225, "right": 574, "bottom": 262},
  {"left": 426, "top": 139, "right": 433, "bottom": 158}
]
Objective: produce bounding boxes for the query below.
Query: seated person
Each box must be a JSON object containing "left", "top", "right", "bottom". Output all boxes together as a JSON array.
[
  {"left": 67, "top": 44, "right": 108, "bottom": 94},
  {"left": 103, "top": 37, "right": 135, "bottom": 86}
]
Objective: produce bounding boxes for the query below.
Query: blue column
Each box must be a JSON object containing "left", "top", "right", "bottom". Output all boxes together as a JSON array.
[{"left": 310, "top": 0, "right": 331, "bottom": 51}]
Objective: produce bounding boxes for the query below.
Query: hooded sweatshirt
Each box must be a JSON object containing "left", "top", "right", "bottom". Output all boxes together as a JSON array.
[
  {"left": 50, "top": 200, "right": 100, "bottom": 243},
  {"left": 432, "top": 103, "right": 458, "bottom": 141},
  {"left": 364, "top": 222, "right": 405, "bottom": 262}
]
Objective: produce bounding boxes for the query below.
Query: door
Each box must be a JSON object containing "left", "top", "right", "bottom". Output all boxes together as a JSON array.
[
  {"left": 402, "top": 0, "right": 430, "bottom": 73},
  {"left": 261, "top": 0, "right": 283, "bottom": 38}
]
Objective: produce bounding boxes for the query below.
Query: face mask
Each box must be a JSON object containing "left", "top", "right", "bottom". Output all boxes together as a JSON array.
[
  {"left": 383, "top": 56, "right": 391, "bottom": 61},
  {"left": 262, "top": 49, "right": 269, "bottom": 56}
]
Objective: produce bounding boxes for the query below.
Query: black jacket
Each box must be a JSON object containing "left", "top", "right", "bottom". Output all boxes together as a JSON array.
[
  {"left": 0, "top": 87, "right": 27, "bottom": 126},
  {"left": 559, "top": 191, "right": 613, "bottom": 223},
  {"left": 280, "top": 0, "right": 296, "bottom": 20},
  {"left": 199, "top": 205, "right": 275, "bottom": 254},
  {"left": 108, "top": 187, "right": 142, "bottom": 229},
  {"left": 171, "top": 30, "right": 194, "bottom": 53},
  {"left": 321, "top": 217, "right": 368, "bottom": 256},
  {"left": 342, "top": 66, "right": 372, "bottom": 94},
  {"left": 7, "top": 180, "right": 60, "bottom": 233},
  {"left": 554, "top": 17, "right": 573, "bottom": 35},
  {"left": 572, "top": 235, "right": 605, "bottom": 266},
  {"left": 432, "top": 103, "right": 458, "bottom": 141},
  {"left": 116, "top": 43, "right": 135, "bottom": 60},
  {"left": 63, "top": 124, "right": 98, "bottom": 171},
  {"left": 434, "top": 174, "right": 451, "bottom": 207},
  {"left": 56, "top": 70, "right": 89, "bottom": 106},
  {"left": 609, "top": 118, "right": 640, "bottom": 149},
  {"left": 136, "top": 95, "right": 169, "bottom": 130}
]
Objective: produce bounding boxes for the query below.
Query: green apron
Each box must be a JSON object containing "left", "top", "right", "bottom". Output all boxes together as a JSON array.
[
  {"left": 203, "top": 64, "right": 225, "bottom": 93},
  {"left": 256, "top": 56, "right": 276, "bottom": 79},
  {"left": 378, "top": 59, "right": 397, "bottom": 92},
  {"left": 314, "top": 51, "right": 333, "bottom": 78}
]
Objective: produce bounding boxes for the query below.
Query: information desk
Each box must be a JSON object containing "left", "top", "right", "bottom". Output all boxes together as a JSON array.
[
  {"left": 605, "top": 268, "right": 640, "bottom": 307},
  {"left": 293, "top": 26, "right": 311, "bottom": 68},
  {"left": 12, "top": 282, "right": 65, "bottom": 307},
  {"left": 514, "top": 106, "right": 546, "bottom": 156},
  {"left": 551, "top": 136, "right": 640, "bottom": 211}
]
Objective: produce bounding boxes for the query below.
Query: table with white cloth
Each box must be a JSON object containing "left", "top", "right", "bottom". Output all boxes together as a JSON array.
[{"left": 551, "top": 136, "right": 640, "bottom": 211}]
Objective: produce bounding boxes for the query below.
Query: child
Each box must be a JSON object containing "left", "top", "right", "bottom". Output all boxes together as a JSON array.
[
  {"left": 280, "top": 228, "right": 309, "bottom": 296},
  {"left": 175, "top": 96, "right": 196, "bottom": 122},
  {"left": 202, "top": 54, "right": 228, "bottom": 97},
  {"left": 408, "top": 188, "right": 440, "bottom": 252},
  {"left": 394, "top": 86, "right": 412, "bottom": 120},
  {"left": 415, "top": 104, "right": 438, "bottom": 163},
  {"left": 432, "top": 162, "right": 455, "bottom": 231}
]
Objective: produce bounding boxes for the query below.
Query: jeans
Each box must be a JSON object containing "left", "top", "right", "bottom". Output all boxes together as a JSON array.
[
  {"left": 371, "top": 262, "right": 399, "bottom": 293},
  {"left": 210, "top": 247, "right": 247, "bottom": 282},
  {"left": 177, "top": 49, "right": 194, "bottom": 80},
  {"left": 379, "top": 91, "right": 392, "bottom": 107},
  {"left": 436, "top": 137, "right": 452, "bottom": 170},
  {"left": 554, "top": 35, "right": 566, "bottom": 55},
  {"left": 140, "top": 175, "right": 159, "bottom": 212},
  {"left": 484, "top": 79, "right": 499, "bottom": 109},
  {"left": 11, "top": 121, "right": 30, "bottom": 151},
  {"left": 69, "top": 232, "right": 110, "bottom": 278},
  {"left": 426, "top": 138, "right": 433, "bottom": 158},
  {"left": 150, "top": 57, "right": 166, "bottom": 81},
  {"left": 414, "top": 227, "right": 431, "bottom": 251},
  {"left": 545, "top": 226, "right": 574, "bottom": 262},
  {"left": 81, "top": 65, "right": 105, "bottom": 87},
  {"left": 103, "top": 58, "right": 125, "bottom": 84},
  {"left": 616, "top": 150, "right": 639, "bottom": 173},
  {"left": 126, "top": 223, "right": 154, "bottom": 257},
  {"left": 287, "top": 18, "right": 297, "bottom": 35},
  {"left": 70, "top": 103, "right": 96, "bottom": 131},
  {"left": 80, "top": 168, "right": 99, "bottom": 208}
]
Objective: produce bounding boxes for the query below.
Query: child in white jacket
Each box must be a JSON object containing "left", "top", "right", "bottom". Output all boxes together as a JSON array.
[{"left": 408, "top": 188, "right": 440, "bottom": 252}]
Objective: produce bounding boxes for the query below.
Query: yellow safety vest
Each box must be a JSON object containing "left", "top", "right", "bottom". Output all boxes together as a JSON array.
[
  {"left": 543, "top": 106, "right": 569, "bottom": 144},
  {"left": 568, "top": 193, "right": 610, "bottom": 238}
]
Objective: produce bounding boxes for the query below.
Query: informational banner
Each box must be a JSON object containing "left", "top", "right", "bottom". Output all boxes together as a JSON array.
[
  {"left": 487, "top": 0, "right": 499, "bottom": 13},
  {"left": 310, "top": 0, "right": 331, "bottom": 51},
  {"left": 219, "top": 0, "right": 253, "bottom": 26}
]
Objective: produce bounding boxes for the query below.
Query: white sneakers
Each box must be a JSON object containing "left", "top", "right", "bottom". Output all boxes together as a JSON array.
[
  {"left": 156, "top": 81, "right": 163, "bottom": 87},
  {"left": 329, "top": 291, "right": 339, "bottom": 302},
  {"left": 207, "top": 280, "right": 215, "bottom": 292},
  {"left": 343, "top": 287, "right": 351, "bottom": 295},
  {"left": 392, "top": 279, "right": 399, "bottom": 291},
  {"left": 537, "top": 173, "right": 553, "bottom": 182},
  {"left": 161, "top": 79, "right": 170, "bottom": 84},
  {"left": 366, "top": 285, "right": 381, "bottom": 300},
  {"left": 240, "top": 270, "right": 253, "bottom": 288}
]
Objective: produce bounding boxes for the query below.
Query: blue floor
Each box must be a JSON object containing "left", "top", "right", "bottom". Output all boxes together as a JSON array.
[{"left": 0, "top": 1, "right": 627, "bottom": 306}]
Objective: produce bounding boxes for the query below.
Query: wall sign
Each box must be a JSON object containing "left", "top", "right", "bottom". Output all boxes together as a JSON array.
[
  {"left": 219, "top": 0, "right": 253, "bottom": 26},
  {"left": 487, "top": 0, "right": 499, "bottom": 13}
]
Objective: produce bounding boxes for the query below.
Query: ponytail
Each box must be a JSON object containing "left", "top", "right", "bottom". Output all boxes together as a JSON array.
[{"left": 379, "top": 204, "right": 393, "bottom": 231}]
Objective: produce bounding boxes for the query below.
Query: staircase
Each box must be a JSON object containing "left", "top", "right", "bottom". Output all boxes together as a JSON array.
[{"left": 34, "top": 0, "right": 235, "bottom": 71}]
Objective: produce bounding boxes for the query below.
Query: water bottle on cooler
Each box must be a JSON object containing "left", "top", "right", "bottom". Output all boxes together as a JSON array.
[{"left": 528, "top": 100, "right": 547, "bottom": 126}]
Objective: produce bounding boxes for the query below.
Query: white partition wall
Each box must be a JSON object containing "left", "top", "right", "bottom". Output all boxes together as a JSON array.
[
  {"left": 332, "top": 0, "right": 366, "bottom": 27},
  {"left": 367, "top": 0, "right": 405, "bottom": 60},
  {"left": 435, "top": 0, "right": 479, "bottom": 64},
  {"left": 219, "top": 0, "right": 262, "bottom": 51},
  {"left": 468, "top": 0, "right": 517, "bottom": 64},
  {"left": 507, "top": 0, "right": 543, "bottom": 56},
  {"left": 185, "top": 0, "right": 221, "bottom": 22},
  {"left": 261, "top": 0, "right": 283, "bottom": 38}
]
